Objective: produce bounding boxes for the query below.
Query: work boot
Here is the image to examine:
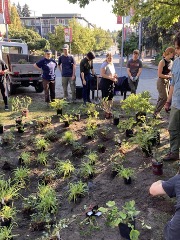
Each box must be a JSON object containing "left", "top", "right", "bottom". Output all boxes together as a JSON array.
[{"left": 163, "top": 152, "right": 179, "bottom": 161}]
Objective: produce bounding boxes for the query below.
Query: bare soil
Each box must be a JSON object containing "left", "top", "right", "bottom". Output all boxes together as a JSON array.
[{"left": 0, "top": 92, "right": 179, "bottom": 240}]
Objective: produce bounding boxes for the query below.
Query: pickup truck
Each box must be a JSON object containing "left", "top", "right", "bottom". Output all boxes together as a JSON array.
[{"left": 0, "top": 40, "right": 43, "bottom": 94}]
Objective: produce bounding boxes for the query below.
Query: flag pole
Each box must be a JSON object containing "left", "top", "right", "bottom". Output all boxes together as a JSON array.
[{"left": 120, "top": 16, "right": 124, "bottom": 77}]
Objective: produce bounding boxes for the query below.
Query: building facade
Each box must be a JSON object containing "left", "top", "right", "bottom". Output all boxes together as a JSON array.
[{"left": 20, "top": 13, "right": 94, "bottom": 38}]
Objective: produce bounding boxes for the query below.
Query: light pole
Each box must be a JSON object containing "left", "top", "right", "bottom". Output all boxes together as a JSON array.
[{"left": 120, "top": 16, "right": 124, "bottom": 77}]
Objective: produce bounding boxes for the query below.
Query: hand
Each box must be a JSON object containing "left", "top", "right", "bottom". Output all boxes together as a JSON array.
[
  {"left": 71, "top": 75, "right": 76, "bottom": 80},
  {"left": 134, "top": 76, "right": 138, "bottom": 81},
  {"left": 164, "top": 101, "right": 171, "bottom": 112},
  {"left": 130, "top": 76, "right": 133, "bottom": 81},
  {"left": 83, "top": 80, "right": 86, "bottom": 85},
  {"left": 0, "top": 70, "right": 4, "bottom": 75}
]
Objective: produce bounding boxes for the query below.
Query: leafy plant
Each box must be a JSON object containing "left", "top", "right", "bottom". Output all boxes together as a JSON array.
[
  {"left": 0, "top": 206, "right": 16, "bottom": 221},
  {"left": 80, "top": 161, "right": 95, "bottom": 179},
  {"left": 35, "top": 138, "right": 49, "bottom": 151},
  {"left": 118, "top": 166, "right": 134, "bottom": 180},
  {"left": 50, "top": 98, "right": 68, "bottom": 110},
  {"left": 44, "top": 129, "right": 58, "bottom": 142},
  {"left": 117, "top": 118, "right": 136, "bottom": 132},
  {"left": 84, "top": 151, "right": 98, "bottom": 165},
  {"left": 13, "top": 167, "right": 30, "bottom": 185},
  {"left": 19, "top": 151, "right": 31, "bottom": 165},
  {"left": 0, "top": 225, "right": 18, "bottom": 239},
  {"left": 60, "top": 114, "right": 74, "bottom": 125},
  {"left": 37, "top": 152, "right": 48, "bottom": 165},
  {"left": 35, "top": 116, "right": 52, "bottom": 129},
  {"left": 68, "top": 181, "right": 88, "bottom": 202},
  {"left": 2, "top": 132, "right": 15, "bottom": 144},
  {"left": 12, "top": 96, "right": 32, "bottom": 112},
  {"left": 62, "top": 131, "right": 76, "bottom": 144},
  {"left": 0, "top": 178, "right": 20, "bottom": 203},
  {"left": 56, "top": 159, "right": 75, "bottom": 178},
  {"left": 98, "top": 126, "right": 112, "bottom": 141}
]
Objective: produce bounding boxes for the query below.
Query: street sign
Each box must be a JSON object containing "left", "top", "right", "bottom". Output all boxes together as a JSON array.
[
  {"left": 117, "top": 16, "right": 122, "bottom": 24},
  {"left": 64, "top": 28, "right": 72, "bottom": 43}
]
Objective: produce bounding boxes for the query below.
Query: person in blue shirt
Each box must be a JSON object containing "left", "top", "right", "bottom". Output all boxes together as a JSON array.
[
  {"left": 34, "top": 50, "right": 57, "bottom": 104},
  {"left": 58, "top": 44, "right": 76, "bottom": 102},
  {"left": 163, "top": 32, "right": 180, "bottom": 161}
]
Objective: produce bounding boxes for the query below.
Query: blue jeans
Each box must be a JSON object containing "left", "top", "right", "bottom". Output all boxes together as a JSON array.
[{"left": 82, "top": 73, "right": 92, "bottom": 104}]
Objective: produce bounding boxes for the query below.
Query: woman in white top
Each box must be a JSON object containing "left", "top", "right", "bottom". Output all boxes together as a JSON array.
[{"left": 100, "top": 53, "right": 117, "bottom": 118}]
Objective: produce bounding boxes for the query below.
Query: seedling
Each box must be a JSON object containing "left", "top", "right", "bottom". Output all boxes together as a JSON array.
[
  {"left": 35, "top": 138, "right": 49, "bottom": 151},
  {"left": 80, "top": 161, "right": 95, "bottom": 179},
  {"left": 68, "top": 181, "right": 88, "bottom": 202},
  {"left": 19, "top": 151, "right": 31, "bottom": 165},
  {"left": 62, "top": 131, "right": 76, "bottom": 144},
  {"left": 56, "top": 159, "right": 75, "bottom": 178},
  {"left": 50, "top": 98, "right": 68, "bottom": 110},
  {"left": 37, "top": 152, "right": 48, "bottom": 165},
  {"left": 44, "top": 129, "right": 58, "bottom": 142},
  {"left": 0, "top": 205, "right": 16, "bottom": 221},
  {"left": 85, "top": 151, "right": 98, "bottom": 165},
  {"left": 13, "top": 167, "right": 30, "bottom": 186},
  {"left": 118, "top": 166, "right": 134, "bottom": 180},
  {"left": 1, "top": 132, "right": 15, "bottom": 145}
]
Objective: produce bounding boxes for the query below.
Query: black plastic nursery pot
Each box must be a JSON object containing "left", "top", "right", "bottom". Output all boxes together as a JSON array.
[
  {"left": 1, "top": 217, "right": 12, "bottom": 227},
  {"left": 98, "top": 146, "right": 106, "bottom": 153},
  {"left": 124, "top": 177, "right": 132, "bottom": 184},
  {"left": 111, "top": 170, "right": 118, "bottom": 178},
  {"left": 141, "top": 145, "right": 152, "bottom": 157},
  {"left": 2, "top": 161, "right": 11, "bottom": 171},
  {"left": 113, "top": 117, "right": 120, "bottom": 126},
  {"left": 0, "top": 125, "right": 4, "bottom": 134},
  {"left": 119, "top": 220, "right": 135, "bottom": 240},
  {"left": 17, "top": 126, "right": 24, "bottom": 133},
  {"left": 64, "top": 121, "right": 69, "bottom": 127},
  {"left": 15, "top": 118, "right": 22, "bottom": 126},
  {"left": 152, "top": 160, "right": 163, "bottom": 175},
  {"left": 151, "top": 131, "right": 160, "bottom": 146},
  {"left": 126, "top": 129, "right": 134, "bottom": 138},
  {"left": 57, "top": 108, "right": 62, "bottom": 116}
]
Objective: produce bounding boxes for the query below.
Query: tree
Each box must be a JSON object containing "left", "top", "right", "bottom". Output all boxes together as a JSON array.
[
  {"left": 67, "top": 0, "right": 180, "bottom": 29},
  {"left": 9, "top": 4, "right": 23, "bottom": 32},
  {"left": 21, "top": 3, "right": 31, "bottom": 17},
  {"left": 16, "top": 2, "right": 22, "bottom": 17}
]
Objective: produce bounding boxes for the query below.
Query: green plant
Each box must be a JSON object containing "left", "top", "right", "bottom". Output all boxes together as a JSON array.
[
  {"left": 13, "top": 167, "right": 30, "bottom": 185},
  {"left": 84, "top": 127, "right": 97, "bottom": 138},
  {"left": 37, "top": 152, "right": 48, "bottom": 165},
  {"left": 117, "top": 118, "right": 136, "bottom": 132},
  {"left": 19, "top": 151, "right": 31, "bottom": 165},
  {"left": 68, "top": 181, "right": 88, "bottom": 202},
  {"left": 98, "top": 126, "right": 112, "bottom": 141},
  {"left": 50, "top": 98, "right": 68, "bottom": 110},
  {"left": 99, "top": 200, "right": 140, "bottom": 227},
  {"left": 62, "top": 131, "right": 76, "bottom": 144},
  {"left": 56, "top": 159, "right": 75, "bottom": 178},
  {"left": 0, "top": 206, "right": 16, "bottom": 220},
  {"left": 35, "top": 138, "right": 49, "bottom": 151},
  {"left": 118, "top": 166, "right": 134, "bottom": 180},
  {"left": 0, "top": 178, "right": 20, "bottom": 203},
  {"left": 2, "top": 132, "right": 15, "bottom": 144},
  {"left": 40, "top": 169, "right": 56, "bottom": 183},
  {"left": 85, "top": 151, "right": 98, "bottom": 165},
  {"left": 18, "top": 59, "right": 27, "bottom": 64},
  {"left": 80, "top": 161, "right": 95, "bottom": 178},
  {"left": 35, "top": 116, "right": 52, "bottom": 129},
  {"left": 12, "top": 96, "right": 32, "bottom": 112},
  {"left": 152, "top": 146, "right": 163, "bottom": 163},
  {"left": 44, "top": 129, "right": 58, "bottom": 142},
  {"left": 60, "top": 114, "right": 74, "bottom": 124},
  {"left": 0, "top": 225, "right": 18, "bottom": 239}
]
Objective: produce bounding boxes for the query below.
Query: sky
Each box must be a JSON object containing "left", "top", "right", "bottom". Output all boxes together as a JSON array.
[{"left": 11, "top": 0, "right": 121, "bottom": 31}]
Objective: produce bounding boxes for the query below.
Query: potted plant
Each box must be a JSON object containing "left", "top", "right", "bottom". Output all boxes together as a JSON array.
[
  {"left": 97, "top": 143, "right": 106, "bottom": 153},
  {"left": 13, "top": 167, "right": 30, "bottom": 186},
  {"left": 35, "top": 116, "right": 52, "bottom": 130},
  {"left": 35, "top": 138, "right": 49, "bottom": 151},
  {"left": 18, "top": 151, "right": 31, "bottom": 165},
  {"left": 71, "top": 142, "right": 86, "bottom": 157},
  {"left": 99, "top": 200, "right": 140, "bottom": 240},
  {"left": 68, "top": 181, "right": 88, "bottom": 203},
  {"left": 151, "top": 147, "right": 163, "bottom": 175},
  {"left": 98, "top": 126, "right": 112, "bottom": 141},
  {"left": 1, "top": 132, "right": 15, "bottom": 145},
  {"left": 39, "top": 169, "right": 56, "bottom": 185},
  {"left": 56, "top": 159, "right": 75, "bottom": 179},
  {"left": 44, "top": 129, "right": 59, "bottom": 142},
  {"left": 50, "top": 98, "right": 68, "bottom": 115},
  {"left": 118, "top": 166, "right": 134, "bottom": 184},
  {"left": 62, "top": 131, "right": 76, "bottom": 145},
  {"left": 60, "top": 114, "right": 74, "bottom": 127},
  {"left": 117, "top": 118, "right": 136, "bottom": 137},
  {"left": 12, "top": 96, "right": 32, "bottom": 117},
  {"left": 113, "top": 112, "right": 120, "bottom": 126},
  {"left": 85, "top": 151, "right": 98, "bottom": 165},
  {"left": 37, "top": 152, "right": 48, "bottom": 165},
  {"left": 0, "top": 206, "right": 16, "bottom": 227},
  {"left": 79, "top": 161, "right": 95, "bottom": 179}
]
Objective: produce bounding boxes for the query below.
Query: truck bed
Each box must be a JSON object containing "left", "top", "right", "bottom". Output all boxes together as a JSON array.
[{"left": 11, "top": 64, "right": 41, "bottom": 75}]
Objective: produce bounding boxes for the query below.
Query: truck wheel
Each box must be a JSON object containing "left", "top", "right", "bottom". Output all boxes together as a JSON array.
[
  {"left": 35, "top": 82, "right": 43, "bottom": 93},
  {"left": 9, "top": 83, "right": 16, "bottom": 95}
]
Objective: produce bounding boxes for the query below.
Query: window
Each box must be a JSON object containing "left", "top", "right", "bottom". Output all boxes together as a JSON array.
[{"left": 1, "top": 46, "right": 23, "bottom": 54}]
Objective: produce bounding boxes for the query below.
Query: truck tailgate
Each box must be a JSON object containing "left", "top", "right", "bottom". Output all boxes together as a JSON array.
[{"left": 11, "top": 64, "right": 41, "bottom": 75}]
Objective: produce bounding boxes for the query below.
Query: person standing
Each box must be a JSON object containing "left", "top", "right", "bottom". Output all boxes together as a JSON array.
[
  {"left": 149, "top": 174, "right": 180, "bottom": 240},
  {"left": 153, "top": 47, "right": 175, "bottom": 119},
  {"left": 127, "top": 50, "right": 142, "bottom": 94},
  {"left": 34, "top": 50, "right": 57, "bottom": 105},
  {"left": 163, "top": 32, "right": 180, "bottom": 161},
  {"left": 80, "top": 51, "right": 95, "bottom": 104},
  {"left": 58, "top": 44, "right": 76, "bottom": 102},
  {"left": 0, "top": 60, "right": 9, "bottom": 111},
  {"left": 100, "top": 53, "right": 117, "bottom": 118}
]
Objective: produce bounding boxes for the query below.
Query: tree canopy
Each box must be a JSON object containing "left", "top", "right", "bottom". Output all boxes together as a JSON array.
[{"left": 67, "top": 0, "right": 180, "bottom": 28}]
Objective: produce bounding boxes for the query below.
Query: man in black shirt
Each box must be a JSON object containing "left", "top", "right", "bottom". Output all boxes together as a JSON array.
[
  {"left": 80, "top": 51, "right": 95, "bottom": 104},
  {"left": 0, "top": 60, "right": 9, "bottom": 110}
]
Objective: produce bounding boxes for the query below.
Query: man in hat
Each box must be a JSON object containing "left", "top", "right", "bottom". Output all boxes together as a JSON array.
[
  {"left": 80, "top": 51, "right": 95, "bottom": 104},
  {"left": 127, "top": 49, "right": 142, "bottom": 94},
  {"left": 58, "top": 44, "right": 76, "bottom": 102},
  {"left": 0, "top": 60, "right": 9, "bottom": 110},
  {"left": 34, "top": 50, "right": 57, "bottom": 105}
]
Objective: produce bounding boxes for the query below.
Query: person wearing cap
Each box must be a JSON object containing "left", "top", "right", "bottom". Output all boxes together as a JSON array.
[
  {"left": 0, "top": 60, "right": 9, "bottom": 111},
  {"left": 80, "top": 51, "right": 95, "bottom": 104},
  {"left": 58, "top": 44, "right": 76, "bottom": 102},
  {"left": 34, "top": 50, "right": 57, "bottom": 105},
  {"left": 127, "top": 50, "right": 142, "bottom": 94}
]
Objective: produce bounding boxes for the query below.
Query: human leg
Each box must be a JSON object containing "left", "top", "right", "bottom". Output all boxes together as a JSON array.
[
  {"left": 49, "top": 80, "right": 55, "bottom": 102},
  {"left": 0, "top": 81, "right": 9, "bottom": 110},
  {"left": 62, "top": 77, "right": 69, "bottom": 99},
  {"left": 42, "top": 79, "right": 50, "bottom": 102},
  {"left": 70, "top": 77, "right": 76, "bottom": 101},
  {"left": 128, "top": 78, "right": 136, "bottom": 94}
]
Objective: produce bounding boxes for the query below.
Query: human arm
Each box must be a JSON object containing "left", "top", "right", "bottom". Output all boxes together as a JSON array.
[
  {"left": 149, "top": 180, "right": 166, "bottom": 196},
  {"left": 127, "top": 68, "right": 133, "bottom": 80},
  {"left": 80, "top": 71, "right": 86, "bottom": 85},
  {"left": 136, "top": 67, "right": 142, "bottom": 78},
  {"left": 80, "top": 60, "right": 86, "bottom": 85},
  {"left": 164, "top": 85, "right": 174, "bottom": 111},
  {"left": 33, "top": 63, "right": 41, "bottom": 71}
]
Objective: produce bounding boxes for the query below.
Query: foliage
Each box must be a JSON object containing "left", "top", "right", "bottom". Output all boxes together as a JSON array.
[
  {"left": 62, "top": 131, "right": 76, "bottom": 144},
  {"left": 0, "top": 206, "right": 16, "bottom": 220},
  {"left": 13, "top": 167, "right": 30, "bottom": 185},
  {"left": 12, "top": 96, "right": 32, "bottom": 112},
  {"left": 60, "top": 114, "right": 75, "bottom": 125},
  {"left": 99, "top": 200, "right": 140, "bottom": 227},
  {"left": 50, "top": 99, "right": 68, "bottom": 110},
  {"left": 37, "top": 152, "right": 48, "bottom": 165},
  {"left": 2, "top": 132, "right": 15, "bottom": 144},
  {"left": 0, "top": 225, "right": 18, "bottom": 239},
  {"left": 117, "top": 117, "right": 136, "bottom": 132},
  {"left": 44, "top": 129, "right": 58, "bottom": 142},
  {"left": 68, "top": 181, "right": 88, "bottom": 202},
  {"left": 56, "top": 160, "right": 75, "bottom": 178},
  {"left": 85, "top": 151, "right": 98, "bottom": 165},
  {"left": 0, "top": 177, "right": 20, "bottom": 203},
  {"left": 35, "top": 138, "right": 49, "bottom": 151},
  {"left": 9, "top": 4, "right": 22, "bottom": 31},
  {"left": 80, "top": 161, "right": 95, "bottom": 178},
  {"left": 118, "top": 166, "right": 134, "bottom": 180},
  {"left": 19, "top": 151, "right": 31, "bottom": 165}
]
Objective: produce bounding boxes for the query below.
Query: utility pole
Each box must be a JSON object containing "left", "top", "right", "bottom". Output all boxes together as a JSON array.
[
  {"left": 138, "top": 21, "right": 142, "bottom": 58},
  {"left": 120, "top": 16, "right": 124, "bottom": 77}
]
